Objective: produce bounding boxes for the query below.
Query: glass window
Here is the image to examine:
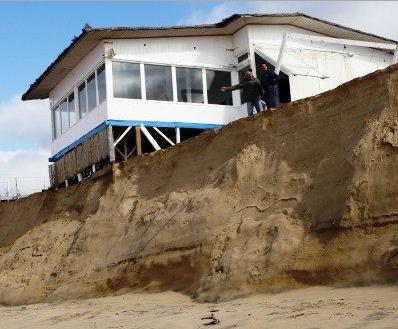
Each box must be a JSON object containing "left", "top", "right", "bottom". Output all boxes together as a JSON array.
[
  {"left": 238, "top": 66, "right": 250, "bottom": 104},
  {"left": 54, "top": 107, "right": 61, "bottom": 138},
  {"left": 97, "top": 64, "right": 106, "bottom": 104},
  {"left": 68, "top": 93, "right": 76, "bottom": 127},
  {"left": 238, "top": 52, "right": 249, "bottom": 63},
  {"left": 145, "top": 64, "right": 173, "bottom": 101},
  {"left": 112, "top": 62, "right": 141, "bottom": 99},
  {"left": 78, "top": 82, "right": 87, "bottom": 118},
  {"left": 60, "top": 100, "right": 68, "bottom": 134},
  {"left": 176, "top": 67, "right": 203, "bottom": 103},
  {"left": 87, "top": 72, "right": 97, "bottom": 112},
  {"left": 206, "top": 70, "right": 233, "bottom": 105}
]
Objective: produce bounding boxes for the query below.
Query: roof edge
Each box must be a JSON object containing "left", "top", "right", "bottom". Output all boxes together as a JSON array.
[{"left": 22, "top": 12, "right": 397, "bottom": 101}]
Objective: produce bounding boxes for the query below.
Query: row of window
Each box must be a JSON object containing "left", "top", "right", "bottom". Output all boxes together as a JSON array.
[
  {"left": 53, "top": 62, "right": 236, "bottom": 140},
  {"left": 52, "top": 64, "right": 107, "bottom": 139},
  {"left": 112, "top": 62, "right": 233, "bottom": 106}
]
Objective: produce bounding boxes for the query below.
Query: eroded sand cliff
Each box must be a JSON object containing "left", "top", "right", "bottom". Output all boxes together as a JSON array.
[{"left": 1, "top": 65, "right": 398, "bottom": 305}]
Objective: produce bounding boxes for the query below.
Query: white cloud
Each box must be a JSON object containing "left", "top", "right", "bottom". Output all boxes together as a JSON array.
[
  {"left": 0, "top": 149, "right": 50, "bottom": 197},
  {"left": 181, "top": 1, "right": 398, "bottom": 41},
  {"left": 0, "top": 95, "right": 50, "bottom": 196},
  {"left": 0, "top": 95, "right": 50, "bottom": 149}
]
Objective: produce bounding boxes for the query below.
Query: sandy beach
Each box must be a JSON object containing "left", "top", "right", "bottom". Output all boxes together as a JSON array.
[{"left": 1, "top": 285, "right": 398, "bottom": 329}]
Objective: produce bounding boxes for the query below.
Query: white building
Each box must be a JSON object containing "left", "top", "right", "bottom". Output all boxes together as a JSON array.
[{"left": 22, "top": 13, "right": 398, "bottom": 187}]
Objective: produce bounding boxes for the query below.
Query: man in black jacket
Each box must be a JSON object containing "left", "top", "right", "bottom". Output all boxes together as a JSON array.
[
  {"left": 221, "top": 69, "right": 264, "bottom": 116},
  {"left": 260, "top": 63, "right": 280, "bottom": 108}
]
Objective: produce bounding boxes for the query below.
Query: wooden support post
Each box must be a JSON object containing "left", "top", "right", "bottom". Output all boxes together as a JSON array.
[
  {"left": 135, "top": 126, "right": 142, "bottom": 155},
  {"left": 107, "top": 125, "right": 115, "bottom": 162}
]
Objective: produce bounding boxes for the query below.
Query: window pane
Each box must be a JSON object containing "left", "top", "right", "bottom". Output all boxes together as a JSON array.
[
  {"left": 238, "top": 66, "right": 250, "bottom": 104},
  {"left": 238, "top": 52, "right": 249, "bottom": 63},
  {"left": 176, "top": 67, "right": 203, "bottom": 103},
  {"left": 68, "top": 93, "right": 76, "bottom": 127},
  {"left": 112, "top": 62, "right": 141, "bottom": 99},
  {"left": 87, "top": 73, "right": 97, "bottom": 111},
  {"left": 54, "top": 107, "right": 61, "bottom": 138},
  {"left": 145, "top": 64, "right": 173, "bottom": 101},
  {"left": 206, "top": 70, "right": 233, "bottom": 105},
  {"left": 97, "top": 64, "right": 106, "bottom": 104},
  {"left": 78, "top": 82, "right": 87, "bottom": 119},
  {"left": 60, "top": 100, "right": 68, "bottom": 134}
]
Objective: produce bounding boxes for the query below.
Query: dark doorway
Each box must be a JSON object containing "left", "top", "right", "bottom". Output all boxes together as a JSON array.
[{"left": 255, "top": 53, "right": 291, "bottom": 104}]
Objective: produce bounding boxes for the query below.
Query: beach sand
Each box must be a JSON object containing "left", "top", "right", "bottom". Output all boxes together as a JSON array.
[{"left": 1, "top": 285, "right": 398, "bottom": 329}]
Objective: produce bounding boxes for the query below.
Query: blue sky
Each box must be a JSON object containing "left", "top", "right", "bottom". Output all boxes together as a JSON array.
[
  {"left": 0, "top": 2, "right": 215, "bottom": 99},
  {"left": 0, "top": 1, "right": 397, "bottom": 195}
]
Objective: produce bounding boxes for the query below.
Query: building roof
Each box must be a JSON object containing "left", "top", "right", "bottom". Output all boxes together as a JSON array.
[{"left": 22, "top": 12, "right": 397, "bottom": 101}]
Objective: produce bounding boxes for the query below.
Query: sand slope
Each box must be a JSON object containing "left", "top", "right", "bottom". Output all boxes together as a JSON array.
[{"left": 1, "top": 65, "right": 398, "bottom": 305}]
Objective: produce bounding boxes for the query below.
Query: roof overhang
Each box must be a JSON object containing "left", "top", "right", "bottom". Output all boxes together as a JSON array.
[{"left": 22, "top": 13, "right": 398, "bottom": 101}]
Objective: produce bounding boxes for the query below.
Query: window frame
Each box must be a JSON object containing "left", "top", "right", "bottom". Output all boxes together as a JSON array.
[
  {"left": 175, "top": 66, "right": 204, "bottom": 104},
  {"left": 112, "top": 61, "right": 142, "bottom": 99},
  {"left": 111, "top": 59, "right": 235, "bottom": 107},
  {"left": 144, "top": 63, "right": 174, "bottom": 102},
  {"left": 51, "top": 61, "right": 107, "bottom": 140},
  {"left": 205, "top": 69, "right": 234, "bottom": 106}
]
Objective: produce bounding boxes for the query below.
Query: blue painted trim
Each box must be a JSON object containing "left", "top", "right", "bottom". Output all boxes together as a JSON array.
[
  {"left": 49, "top": 120, "right": 223, "bottom": 162},
  {"left": 106, "top": 119, "right": 223, "bottom": 130}
]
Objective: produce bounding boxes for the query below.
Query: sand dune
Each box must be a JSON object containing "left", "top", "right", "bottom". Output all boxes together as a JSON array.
[{"left": 1, "top": 65, "right": 398, "bottom": 307}]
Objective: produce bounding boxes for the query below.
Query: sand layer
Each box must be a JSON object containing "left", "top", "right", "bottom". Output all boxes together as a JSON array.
[
  {"left": 1, "top": 65, "right": 398, "bottom": 305},
  {"left": 1, "top": 285, "right": 398, "bottom": 328}
]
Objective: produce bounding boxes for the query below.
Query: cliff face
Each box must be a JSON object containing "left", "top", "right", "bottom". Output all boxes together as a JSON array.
[{"left": 1, "top": 65, "right": 398, "bottom": 305}]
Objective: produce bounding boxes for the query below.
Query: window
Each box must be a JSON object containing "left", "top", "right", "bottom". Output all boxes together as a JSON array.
[
  {"left": 97, "top": 64, "right": 106, "bottom": 104},
  {"left": 68, "top": 93, "right": 76, "bottom": 127},
  {"left": 206, "top": 70, "right": 233, "bottom": 105},
  {"left": 145, "top": 64, "right": 173, "bottom": 101},
  {"left": 176, "top": 67, "right": 203, "bottom": 103},
  {"left": 238, "top": 66, "right": 250, "bottom": 104},
  {"left": 60, "top": 100, "right": 68, "bottom": 134},
  {"left": 53, "top": 107, "right": 61, "bottom": 138},
  {"left": 78, "top": 82, "right": 87, "bottom": 118},
  {"left": 113, "top": 62, "right": 141, "bottom": 99},
  {"left": 87, "top": 72, "right": 97, "bottom": 112},
  {"left": 238, "top": 52, "right": 249, "bottom": 63}
]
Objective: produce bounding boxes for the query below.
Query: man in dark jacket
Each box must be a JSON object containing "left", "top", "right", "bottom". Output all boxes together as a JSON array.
[
  {"left": 260, "top": 63, "right": 280, "bottom": 109},
  {"left": 221, "top": 69, "right": 264, "bottom": 116}
]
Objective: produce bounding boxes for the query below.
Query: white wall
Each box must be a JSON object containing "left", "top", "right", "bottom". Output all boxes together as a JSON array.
[
  {"left": 246, "top": 25, "right": 392, "bottom": 101},
  {"left": 106, "top": 35, "right": 237, "bottom": 69},
  {"left": 49, "top": 42, "right": 106, "bottom": 106},
  {"left": 232, "top": 26, "right": 249, "bottom": 56},
  {"left": 107, "top": 98, "right": 246, "bottom": 126}
]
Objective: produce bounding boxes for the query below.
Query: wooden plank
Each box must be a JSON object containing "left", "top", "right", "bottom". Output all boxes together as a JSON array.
[{"left": 135, "top": 126, "right": 142, "bottom": 155}]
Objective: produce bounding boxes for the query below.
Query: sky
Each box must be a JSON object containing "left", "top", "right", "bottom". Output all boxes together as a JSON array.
[{"left": 0, "top": 0, "right": 397, "bottom": 195}]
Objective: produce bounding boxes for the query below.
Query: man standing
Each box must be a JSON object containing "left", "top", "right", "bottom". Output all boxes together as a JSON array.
[
  {"left": 221, "top": 70, "right": 264, "bottom": 116},
  {"left": 260, "top": 63, "right": 280, "bottom": 109}
]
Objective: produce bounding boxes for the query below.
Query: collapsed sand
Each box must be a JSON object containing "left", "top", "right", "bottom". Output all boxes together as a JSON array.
[{"left": 1, "top": 65, "right": 398, "bottom": 305}]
